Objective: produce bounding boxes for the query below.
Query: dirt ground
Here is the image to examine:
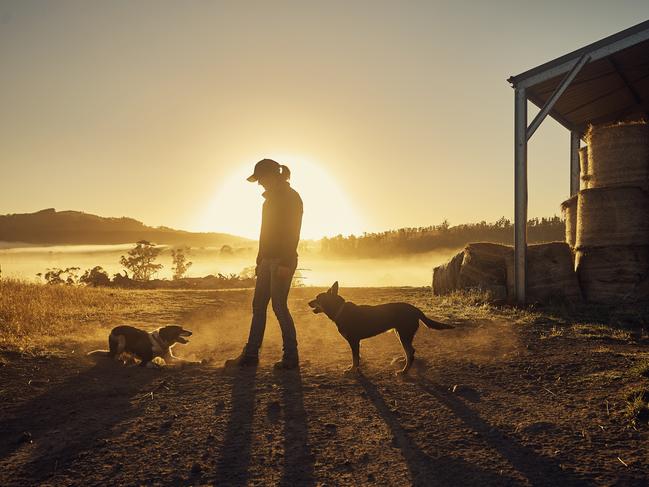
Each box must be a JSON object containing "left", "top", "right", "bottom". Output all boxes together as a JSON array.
[{"left": 1, "top": 287, "right": 648, "bottom": 486}]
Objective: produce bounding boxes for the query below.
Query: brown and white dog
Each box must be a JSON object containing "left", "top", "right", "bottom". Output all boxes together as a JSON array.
[{"left": 88, "top": 325, "right": 196, "bottom": 367}]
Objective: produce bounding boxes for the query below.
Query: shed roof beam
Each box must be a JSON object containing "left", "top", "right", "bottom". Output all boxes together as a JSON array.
[
  {"left": 509, "top": 20, "right": 649, "bottom": 89},
  {"left": 608, "top": 56, "right": 649, "bottom": 119},
  {"left": 526, "top": 54, "right": 590, "bottom": 141},
  {"left": 608, "top": 57, "right": 643, "bottom": 104}
]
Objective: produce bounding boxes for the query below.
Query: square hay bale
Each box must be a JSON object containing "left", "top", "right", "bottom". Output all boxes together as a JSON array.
[
  {"left": 576, "top": 186, "right": 649, "bottom": 248},
  {"left": 586, "top": 121, "right": 649, "bottom": 191},
  {"left": 560, "top": 195, "right": 578, "bottom": 248},
  {"left": 457, "top": 242, "right": 511, "bottom": 290},
  {"left": 576, "top": 245, "right": 649, "bottom": 304},
  {"left": 432, "top": 250, "right": 463, "bottom": 295},
  {"left": 506, "top": 242, "right": 582, "bottom": 304},
  {"left": 433, "top": 243, "right": 510, "bottom": 299}
]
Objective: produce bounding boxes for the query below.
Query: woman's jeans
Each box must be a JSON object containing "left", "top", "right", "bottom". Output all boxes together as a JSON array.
[{"left": 244, "top": 258, "right": 298, "bottom": 359}]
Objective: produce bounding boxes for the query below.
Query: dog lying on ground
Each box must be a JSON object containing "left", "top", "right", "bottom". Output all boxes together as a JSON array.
[
  {"left": 308, "top": 282, "right": 454, "bottom": 374},
  {"left": 88, "top": 325, "right": 196, "bottom": 368}
]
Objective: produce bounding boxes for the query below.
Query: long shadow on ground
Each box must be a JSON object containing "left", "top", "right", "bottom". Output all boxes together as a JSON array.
[
  {"left": 277, "top": 368, "right": 315, "bottom": 487},
  {"left": 0, "top": 359, "right": 158, "bottom": 486},
  {"left": 213, "top": 367, "right": 258, "bottom": 486},
  {"left": 356, "top": 373, "right": 518, "bottom": 486},
  {"left": 414, "top": 370, "right": 589, "bottom": 487}
]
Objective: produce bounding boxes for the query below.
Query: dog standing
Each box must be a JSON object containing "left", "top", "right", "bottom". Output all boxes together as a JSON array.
[
  {"left": 309, "top": 282, "right": 453, "bottom": 374},
  {"left": 88, "top": 325, "right": 194, "bottom": 367}
]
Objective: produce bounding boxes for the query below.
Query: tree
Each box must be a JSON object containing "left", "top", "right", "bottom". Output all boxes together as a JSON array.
[
  {"left": 80, "top": 266, "right": 111, "bottom": 287},
  {"left": 119, "top": 240, "right": 163, "bottom": 281},
  {"left": 171, "top": 246, "right": 192, "bottom": 280}
]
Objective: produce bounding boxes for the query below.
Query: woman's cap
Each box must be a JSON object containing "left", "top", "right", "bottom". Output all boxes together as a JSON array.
[{"left": 247, "top": 159, "right": 280, "bottom": 182}]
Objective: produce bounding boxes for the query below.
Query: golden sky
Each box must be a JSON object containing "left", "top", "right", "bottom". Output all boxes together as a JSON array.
[{"left": 1, "top": 1, "right": 648, "bottom": 239}]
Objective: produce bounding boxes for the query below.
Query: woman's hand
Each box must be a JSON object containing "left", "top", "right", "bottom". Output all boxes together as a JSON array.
[{"left": 276, "top": 265, "right": 293, "bottom": 280}]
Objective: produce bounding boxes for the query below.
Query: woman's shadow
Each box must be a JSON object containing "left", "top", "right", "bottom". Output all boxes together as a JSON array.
[
  {"left": 213, "top": 366, "right": 315, "bottom": 487},
  {"left": 277, "top": 368, "right": 315, "bottom": 486}
]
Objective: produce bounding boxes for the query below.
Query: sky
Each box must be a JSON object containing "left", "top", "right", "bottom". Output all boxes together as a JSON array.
[{"left": 1, "top": 0, "right": 649, "bottom": 239}]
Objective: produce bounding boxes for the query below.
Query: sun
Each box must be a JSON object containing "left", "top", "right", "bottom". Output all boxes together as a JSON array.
[{"left": 196, "top": 155, "right": 365, "bottom": 240}]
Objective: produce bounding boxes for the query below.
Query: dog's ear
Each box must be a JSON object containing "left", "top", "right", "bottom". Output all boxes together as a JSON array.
[{"left": 329, "top": 281, "right": 339, "bottom": 296}]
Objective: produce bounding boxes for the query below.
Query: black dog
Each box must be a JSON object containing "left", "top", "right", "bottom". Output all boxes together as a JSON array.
[
  {"left": 308, "top": 282, "right": 453, "bottom": 374},
  {"left": 88, "top": 324, "right": 194, "bottom": 367}
]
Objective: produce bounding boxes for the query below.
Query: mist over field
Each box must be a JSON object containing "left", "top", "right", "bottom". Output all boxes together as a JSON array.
[{"left": 0, "top": 243, "right": 460, "bottom": 287}]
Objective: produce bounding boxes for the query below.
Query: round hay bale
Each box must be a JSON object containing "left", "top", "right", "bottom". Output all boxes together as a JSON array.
[
  {"left": 575, "top": 245, "right": 649, "bottom": 304},
  {"left": 457, "top": 242, "right": 511, "bottom": 289},
  {"left": 575, "top": 186, "right": 649, "bottom": 248},
  {"left": 579, "top": 146, "right": 590, "bottom": 190},
  {"left": 432, "top": 251, "right": 463, "bottom": 295},
  {"left": 586, "top": 122, "right": 649, "bottom": 190},
  {"left": 505, "top": 242, "right": 581, "bottom": 304},
  {"left": 560, "top": 195, "right": 578, "bottom": 248}
]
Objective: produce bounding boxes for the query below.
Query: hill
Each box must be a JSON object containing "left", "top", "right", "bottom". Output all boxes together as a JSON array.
[{"left": 0, "top": 209, "right": 251, "bottom": 247}]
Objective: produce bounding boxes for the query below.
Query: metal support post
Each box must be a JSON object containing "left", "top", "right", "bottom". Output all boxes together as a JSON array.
[{"left": 514, "top": 88, "right": 528, "bottom": 304}]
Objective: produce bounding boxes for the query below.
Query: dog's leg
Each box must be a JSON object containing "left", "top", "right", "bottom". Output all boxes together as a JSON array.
[
  {"left": 163, "top": 353, "right": 198, "bottom": 366},
  {"left": 345, "top": 339, "right": 360, "bottom": 373},
  {"left": 396, "top": 326, "right": 416, "bottom": 375},
  {"left": 139, "top": 350, "right": 154, "bottom": 368}
]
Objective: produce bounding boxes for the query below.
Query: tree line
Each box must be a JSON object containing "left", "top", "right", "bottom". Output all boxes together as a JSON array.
[{"left": 319, "top": 216, "right": 565, "bottom": 257}]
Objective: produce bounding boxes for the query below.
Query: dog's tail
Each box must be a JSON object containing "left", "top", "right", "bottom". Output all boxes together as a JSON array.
[
  {"left": 418, "top": 310, "right": 454, "bottom": 330},
  {"left": 87, "top": 350, "right": 113, "bottom": 359}
]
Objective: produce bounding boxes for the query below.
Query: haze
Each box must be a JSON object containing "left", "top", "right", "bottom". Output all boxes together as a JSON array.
[{"left": 1, "top": 1, "right": 648, "bottom": 239}]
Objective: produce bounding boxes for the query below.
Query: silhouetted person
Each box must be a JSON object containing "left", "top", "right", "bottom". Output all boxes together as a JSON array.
[{"left": 225, "top": 159, "right": 303, "bottom": 370}]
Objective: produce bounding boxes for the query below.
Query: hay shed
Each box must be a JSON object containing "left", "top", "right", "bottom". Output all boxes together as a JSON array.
[{"left": 508, "top": 20, "right": 649, "bottom": 303}]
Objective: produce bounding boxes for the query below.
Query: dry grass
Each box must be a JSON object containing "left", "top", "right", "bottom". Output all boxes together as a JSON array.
[
  {"left": 431, "top": 289, "right": 541, "bottom": 325},
  {"left": 0, "top": 278, "right": 124, "bottom": 346},
  {"left": 0, "top": 278, "right": 216, "bottom": 351},
  {"left": 624, "top": 386, "right": 649, "bottom": 427},
  {"left": 630, "top": 357, "right": 649, "bottom": 378},
  {"left": 2, "top": 277, "right": 645, "bottom": 354}
]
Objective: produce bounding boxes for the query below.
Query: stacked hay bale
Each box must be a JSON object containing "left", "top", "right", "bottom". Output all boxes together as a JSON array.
[
  {"left": 433, "top": 243, "right": 510, "bottom": 299},
  {"left": 433, "top": 123, "right": 649, "bottom": 306},
  {"left": 579, "top": 147, "right": 591, "bottom": 190},
  {"left": 505, "top": 242, "right": 582, "bottom": 304},
  {"left": 433, "top": 242, "right": 581, "bottom": 303},
  {"left": 431, "top": 251, "right": 463, "bottom": 295},
  {"left": 560, "top": 195, "right": 578, "bottom": 248},
  {"left": 573, "top": 121, "right": 649, "bottom": 304}
]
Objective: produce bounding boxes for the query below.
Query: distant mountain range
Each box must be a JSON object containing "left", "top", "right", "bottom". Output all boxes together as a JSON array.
[{"left": 0, "top": 209, "right": 252, "bottom": 247}]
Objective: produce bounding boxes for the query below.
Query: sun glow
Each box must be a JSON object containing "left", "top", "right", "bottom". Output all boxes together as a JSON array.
[{"left": 196, "top": 156, "right": 365, "bottom": 240}]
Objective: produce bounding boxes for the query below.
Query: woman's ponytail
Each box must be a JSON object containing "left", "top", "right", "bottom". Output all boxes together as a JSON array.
[{"left": 279, "top": 164, "right": 291, "bottom": 181}]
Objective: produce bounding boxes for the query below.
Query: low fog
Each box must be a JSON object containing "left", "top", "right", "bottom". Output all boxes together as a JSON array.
[{"left": 0, "top": 244, "right": 460, "bottom": 287}]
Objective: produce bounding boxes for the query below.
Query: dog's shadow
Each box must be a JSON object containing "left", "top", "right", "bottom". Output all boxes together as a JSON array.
[
  {"left": 411, "top": 371, "right": 586, "bottom": 486},
  {"left": 355, "top": 372, "right": 514, "bottom": 486},
  {"left": 0, "top": 358, "right": 160, "bottom": 484},
  {"left": 356, "top": 369, "right": 587, "bottom": 487}
]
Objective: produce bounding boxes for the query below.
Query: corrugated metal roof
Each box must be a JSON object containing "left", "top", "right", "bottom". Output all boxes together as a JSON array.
[{"left": 509, "top": 20, "right": 649, "bottom": 133}]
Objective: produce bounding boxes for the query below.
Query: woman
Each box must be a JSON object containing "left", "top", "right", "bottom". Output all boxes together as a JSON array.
[{"left": 225, "top": 158, "right": 303, "bottom": 370}]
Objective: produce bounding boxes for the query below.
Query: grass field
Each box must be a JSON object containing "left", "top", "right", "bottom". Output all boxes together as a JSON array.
[{"left": 1, "top": 279, "right": 649, "bottom": 485}]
